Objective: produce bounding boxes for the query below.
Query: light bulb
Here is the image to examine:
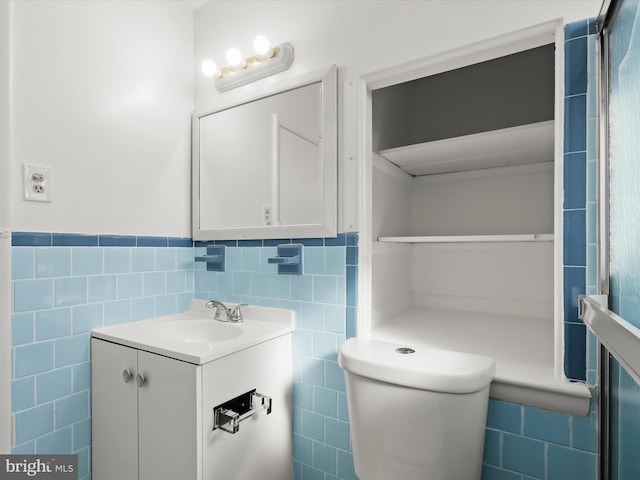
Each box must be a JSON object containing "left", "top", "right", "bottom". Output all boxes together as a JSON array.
[
  {"left": 201, "top": 60, "right": 220, "bottom": 78},
  {"left": 226, "top": 48, "right": 245, "bottom": 68},
  {"left": 253, "top": 35, "right": 274, "bottom": 57}
]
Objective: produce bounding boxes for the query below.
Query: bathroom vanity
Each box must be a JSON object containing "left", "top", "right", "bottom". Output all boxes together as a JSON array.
[{"left": 91, "top": 300, "right": 294, "bottom": 480}]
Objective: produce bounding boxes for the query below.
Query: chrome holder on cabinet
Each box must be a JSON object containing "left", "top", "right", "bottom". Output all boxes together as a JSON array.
[{"left": 213, "top": 389, "right": 272, "bottom": 434}]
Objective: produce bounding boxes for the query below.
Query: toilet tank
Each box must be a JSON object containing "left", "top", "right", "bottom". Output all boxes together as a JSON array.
[{"left": 339, "top": 338, "right": 495, "bottom": 480}]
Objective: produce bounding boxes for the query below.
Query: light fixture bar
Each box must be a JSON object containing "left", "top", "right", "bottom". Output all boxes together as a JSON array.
[{"left": 215, "top": 43, "right": 294, "bottom": 92}]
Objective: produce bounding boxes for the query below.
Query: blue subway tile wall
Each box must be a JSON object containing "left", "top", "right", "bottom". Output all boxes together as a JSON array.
[
  {"left": 11, "top": 232, "right": 359, "bottom": 480},
  {"left": 563, "top": 19, "right": 597, "bottom": 382},
  {"left": 194, "top": 233, "right": 359, "bottom": 480},
  {"left": 483, "top": 397, "right": 598, "bottom": 480},
  {"left": 481, "top": 19, "right": 598, "bottom": 480},
  {"left": 10, "top": 234, "right": 196, "bottom": 480}
]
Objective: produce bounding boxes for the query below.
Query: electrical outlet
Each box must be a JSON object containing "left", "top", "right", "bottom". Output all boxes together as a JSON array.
[
  {"left": 263, "top": 205, "right": 272, "bottom": 225},
  {"left": 23, "top": 164, "right": 52, "bottom": 202}
]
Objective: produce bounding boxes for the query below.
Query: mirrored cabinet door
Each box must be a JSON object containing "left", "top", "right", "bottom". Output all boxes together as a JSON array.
[{"left": 193, "top": 65, "right": 337, "bottom": 241}]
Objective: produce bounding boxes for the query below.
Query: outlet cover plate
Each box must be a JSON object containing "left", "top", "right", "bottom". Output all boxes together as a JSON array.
[{"left": 23, "top": 164, "right": 52, "bottom": 202}]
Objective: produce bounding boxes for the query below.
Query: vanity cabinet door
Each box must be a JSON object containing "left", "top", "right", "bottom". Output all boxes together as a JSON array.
[
  {"left": 137, "top": 350, "right": 200, "bottom": 480},
  {"left": 92, "top": 339, "right": 139, "bottom": 480},
  {"left": 92, "top": 338, "right": 201, "bottom": 480}
]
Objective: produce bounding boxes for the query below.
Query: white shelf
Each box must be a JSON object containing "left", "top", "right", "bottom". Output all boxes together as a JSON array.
[
  {"left": 378, "top": 120, "right": 554, "bottom": 176},
  {"left": 374, "top": 307, "right": 591, "bottom": 416},
  {"left": 378, "top": 234, "right": 554, "bottom": 243}
]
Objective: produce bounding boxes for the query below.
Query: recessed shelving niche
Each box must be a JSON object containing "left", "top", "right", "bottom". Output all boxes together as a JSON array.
[{"left": 366, "top": 24, "right": 591, "bottom": 415}]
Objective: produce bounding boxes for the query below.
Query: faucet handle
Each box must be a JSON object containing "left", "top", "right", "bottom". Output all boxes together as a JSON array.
[{"left": 230, "top": 304, "right": 248, "bottom": 322}]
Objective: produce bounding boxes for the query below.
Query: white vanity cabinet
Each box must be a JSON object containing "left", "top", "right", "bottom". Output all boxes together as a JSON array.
[
  {"left": 92, "top": 338, "right": 200, "bottom": 480},
  {"left": 91, "top": 312, "right": 294, "bottom": 480}
]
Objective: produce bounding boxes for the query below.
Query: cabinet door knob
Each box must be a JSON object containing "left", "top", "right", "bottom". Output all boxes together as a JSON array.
[
  {"left": 122, "top": 369, "right": 134, "bottom": 383},
  {"left": 136, "top": 373, "right": 146, "bottom": 388}
]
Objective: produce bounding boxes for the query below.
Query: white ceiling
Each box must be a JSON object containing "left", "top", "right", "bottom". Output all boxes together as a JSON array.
[{"left": 182, "top": 0, "right": 208, "bottom": 10}]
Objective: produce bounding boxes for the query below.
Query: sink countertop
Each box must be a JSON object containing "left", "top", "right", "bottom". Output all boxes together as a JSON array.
[{"left": 92, "top": 299, "right": 295, "bottom": 365}]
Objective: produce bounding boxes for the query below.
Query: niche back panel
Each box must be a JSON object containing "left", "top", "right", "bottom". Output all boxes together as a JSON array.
[
  {"left": 372, "top": 44, "right": 555, "bottom": 151},
  {"left": 410, "top": 163, "right": 554, "bottom": 236}
]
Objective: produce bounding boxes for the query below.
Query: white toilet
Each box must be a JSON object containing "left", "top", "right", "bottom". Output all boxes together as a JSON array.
[{"left": 339, "top": 338, "right": 496, "bottom": 480}]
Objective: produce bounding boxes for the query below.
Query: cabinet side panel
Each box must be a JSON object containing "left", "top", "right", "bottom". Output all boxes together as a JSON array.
[
  {"left": 372, "top": 153, "right": 413, "bottom": 239},
  {"left": 202, "top": 335, "right": 293, "bottom": 480},
  {"left": 371, "top": 242, "right": 414, "bottom": 327},
  {"left": 92, "top": 339, "right": 139, "bottom": 480}
]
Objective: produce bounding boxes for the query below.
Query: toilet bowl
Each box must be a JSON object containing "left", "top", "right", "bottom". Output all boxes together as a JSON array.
[{"left": 339, "top": 338, "right": 496, "bottom": 480}]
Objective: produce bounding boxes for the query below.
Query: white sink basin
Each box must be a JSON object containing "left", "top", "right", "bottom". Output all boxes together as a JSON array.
[
  {"left": 92, "top": 300, "right": 295, "bottom": 365},
  {"left": 148, "top": 318, "right": 243, "bottom": 344}
]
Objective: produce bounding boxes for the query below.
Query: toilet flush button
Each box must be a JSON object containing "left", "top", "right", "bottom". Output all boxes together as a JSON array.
[{"left": 395, "top": 347, "right": 415, "bottom": 354}]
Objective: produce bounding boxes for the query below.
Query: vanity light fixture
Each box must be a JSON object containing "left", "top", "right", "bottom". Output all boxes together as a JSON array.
[
  {"left": 225, "top": 48, "right": 246, "bottom": 68},
  {"left": 200, "top": 36, "right": 294, "bottom": 92},
  {"left": 201, "top": 60, "right": 221, "bottom": 78}
]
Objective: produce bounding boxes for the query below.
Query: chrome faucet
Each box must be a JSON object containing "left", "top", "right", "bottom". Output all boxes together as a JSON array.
[
  {"left": 205, "top": 300, "right": 247, "bottom": 323},
  {"left": 205, "top": 300, "right": 230, "bottom": 321}
]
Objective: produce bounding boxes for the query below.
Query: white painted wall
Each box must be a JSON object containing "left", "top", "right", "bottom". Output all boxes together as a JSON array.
[
  {"left": 10, "top": 0, "right": 194, "bottom": 236},
  {"left": 194, "top": 0, "right": 601, "bottom": 232},
  {"left": 2, "top": 0, "right": 195, "bottom": 453},
  {"left": 0, "top": 0, "right": 11, "bottom": 454}
]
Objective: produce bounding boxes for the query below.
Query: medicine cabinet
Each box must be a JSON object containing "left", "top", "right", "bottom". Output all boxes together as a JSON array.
[{"left": 193, "top": 65, "right": 337, "bottom": 241}]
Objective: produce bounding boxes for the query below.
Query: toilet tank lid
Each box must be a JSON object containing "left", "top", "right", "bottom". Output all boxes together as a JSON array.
[{"left": 338, "top": 338, "right": 496, "bottom": 394}]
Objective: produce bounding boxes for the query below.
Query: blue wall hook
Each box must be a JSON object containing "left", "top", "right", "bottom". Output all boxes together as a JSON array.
[
  {"left": 268, "top": 244, "right": 303, "bottom": 275},
  {"left": 195, "top": 244, "right": 226, "bottom": 272}
]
